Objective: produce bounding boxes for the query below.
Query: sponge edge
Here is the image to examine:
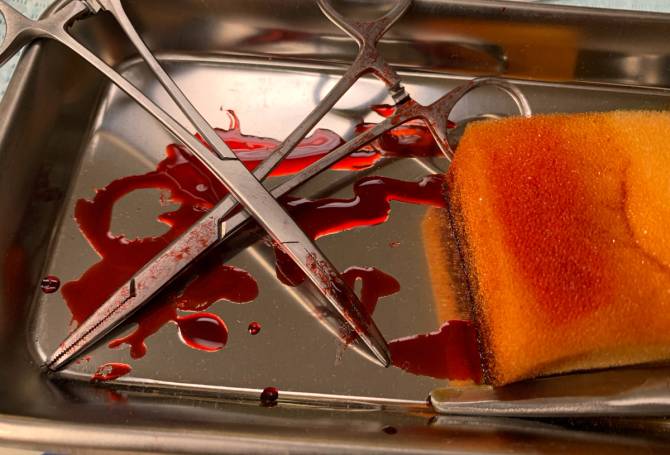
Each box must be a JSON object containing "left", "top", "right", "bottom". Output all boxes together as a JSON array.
[
  {"left": 421, "top": 207, "right": 473, "bottom": 323},
  {"left": 445, "top": 110, "right": 670, "bottom": 386}
]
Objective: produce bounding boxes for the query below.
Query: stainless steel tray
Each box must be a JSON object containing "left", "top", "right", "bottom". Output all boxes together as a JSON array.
[{"left": 3, "top": 0, "right": 670, "bottom": 452}]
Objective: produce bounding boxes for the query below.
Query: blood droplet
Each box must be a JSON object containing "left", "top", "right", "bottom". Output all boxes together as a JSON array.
[
  {"left": 248, "top": 321, "right": 261, "bottom": 335},
  {"left": 382, "top": 426, "right": 398, "bottom": 435},
  {"left": 371, "top": 104, "right": 396, "bottom": 118},
  {"left": 177, "top": 312, "right": 228, "bottom": 352},
  {"left": 40, "top": 275, "right": 60, "bottom": 294},
  {"left": 260, "top": 386, "right": 279, "bottom": 406}
]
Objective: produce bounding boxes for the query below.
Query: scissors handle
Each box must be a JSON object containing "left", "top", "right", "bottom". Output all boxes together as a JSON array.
[
  {"left": 316, "top": 0, "right": 411, "bottom": 47},
  {"left": 0, "top": 0, "right": 90, "bottom": 66},
  {"left": 317, "top": 0, "right": 410, "bottom": 96},
  {"left": 425, "top": 78, "right": 532, "bottom": 158}
]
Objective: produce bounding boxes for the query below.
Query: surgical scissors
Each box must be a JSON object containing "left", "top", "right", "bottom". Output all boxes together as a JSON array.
[
  {"left": 42, "top": 0, "right": 417, "bottom": 370},
  {"left": 0, "top": 0, "right": 391, "bottom": 368}
]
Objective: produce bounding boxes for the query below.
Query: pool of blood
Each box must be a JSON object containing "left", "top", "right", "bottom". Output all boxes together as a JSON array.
[
  {"left": 177, "top": 312, "right": 228, "bottom": 351},
  {"left": 58, "top": 110, "right": 481, "bottom": 383},
  {"left": 389, "top": 321, "right": 482, "bottom": 382}
]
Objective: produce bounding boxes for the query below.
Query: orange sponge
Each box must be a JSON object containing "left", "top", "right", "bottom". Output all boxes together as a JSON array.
[{"left": 442, "top": 111, "right": 670, "bottom": 385}]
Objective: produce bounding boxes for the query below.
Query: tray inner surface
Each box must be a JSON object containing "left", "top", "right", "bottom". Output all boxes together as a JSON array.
[{"left": 30, "top": 54, "right": 670, "bottom": 401}]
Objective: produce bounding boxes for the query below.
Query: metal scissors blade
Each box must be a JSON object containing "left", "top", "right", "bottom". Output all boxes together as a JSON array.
[
  {"left": 0, "top": 0, "right": 389, "bottom": 367},
  {"left": 43, "top": 0, "right": 415, "bottom": 371}
]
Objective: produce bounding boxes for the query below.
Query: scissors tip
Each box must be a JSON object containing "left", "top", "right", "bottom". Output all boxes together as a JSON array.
[
  {"left": 371, "top": 343, "right": 392, "bottom": 368},
  {"left": 373, "top": 351, "right": 392, "bottom": 368},
  {"left": 43, "top": 344, "right": 75, "bottom": 373},
  {"left": 40, "top": 358, "right": 59, "bottom": 374},
  {"left": 355, "top": 328, "right": 392, "bottom": 368}
]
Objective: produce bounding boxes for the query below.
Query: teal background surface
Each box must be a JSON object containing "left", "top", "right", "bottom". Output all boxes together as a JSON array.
[{"left": 0, "top": 0, "right": 51, "bottom": 96}]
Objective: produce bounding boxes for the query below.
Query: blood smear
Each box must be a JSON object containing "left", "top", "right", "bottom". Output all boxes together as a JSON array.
[{"left": 91, "top": 362, "right": 132, "bottom": 382}]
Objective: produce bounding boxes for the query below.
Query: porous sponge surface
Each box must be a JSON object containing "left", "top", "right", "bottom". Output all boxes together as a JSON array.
[{"left": 448, "top": 111, "right": 670, "bottom": 385}]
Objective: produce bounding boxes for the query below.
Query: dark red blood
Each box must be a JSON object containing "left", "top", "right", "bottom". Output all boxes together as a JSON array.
[
  {"left": 389, "top": 241, "right": 401, "bottom": 248},
  {"left": 207, "top": 110, "right": 382, "bottom": 175},
  {"left": 372, "top": 104, "right": 396, "bottom": 118},
  {"left": 175, "top": 264, "right": 258, "bottom": 311},
  {"left": 108, "top": 302, "right": 177, "bottom": 358},
  {"left": 273, "top": 175, "right": 447, "bottom": 285},
  {"left": 287, "top": 174, "right": 447, "bottom": 240},
  {"left": 248, "top": 321, "right": 261, "bottom": 335},
  {"left": 389, "top": 320, "right": 482, "bottom": 383},
  {"left": 260, "top": 386, "right": 279, "bottom": 406},
  {"left": 356, "top": 120, "right": 445, "bottom": 158},
  {"left": 105, "top": 390, "right": 128, "bottom": 403},
  {"left": 382, "top": 426, "right": 398, "bottom": 435},
  {"left": 273, "top": 246, "right": 306, "bottom": 287},
  {"left": 177, "top": 312, "right": 228, "bottom": 351},
  {"left": 107, "top": 265, "right": 254, "bottom": 359},
  {"left": 40, "top": 275, "right": 60, "bottom": 294},
  {"left": 341, "top": 267, "right": 400, "bottom": 316},
  {"left": 379, "top": 124, "right": 446, "bottom": 157},
  {"left": 369, "top": 105, "right": 456, "bottom": 131},
  {"left": 91, "top": 362, "right": 132, "bottom": 382}
]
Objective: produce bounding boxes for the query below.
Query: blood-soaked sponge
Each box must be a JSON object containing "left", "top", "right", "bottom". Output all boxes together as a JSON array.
[{"left": 446, "top": 111, "right": 670, "bottom": 386}]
